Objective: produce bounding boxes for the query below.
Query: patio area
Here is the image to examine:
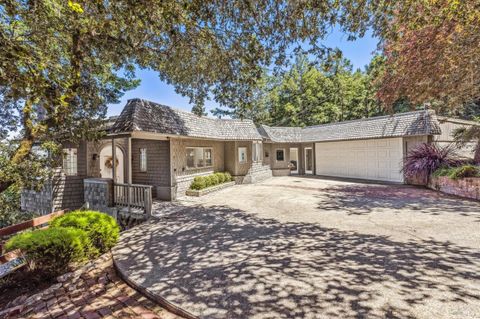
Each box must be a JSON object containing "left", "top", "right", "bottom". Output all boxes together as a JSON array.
[{"left": 113, "top": 177, "right": 480, "bottom": 319}]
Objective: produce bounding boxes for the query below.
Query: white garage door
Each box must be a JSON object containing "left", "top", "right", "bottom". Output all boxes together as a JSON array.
[{"left": 315, "top": 138, "right": 404, "bottom": 183}]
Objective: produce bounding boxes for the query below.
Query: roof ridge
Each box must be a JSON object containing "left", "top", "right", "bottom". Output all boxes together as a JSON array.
[
  {"left": 302, "top": 110, "right": 430, "bottom": 130},
  {"left": 128, "top": 98, "right": 254, "bottom": 123}
]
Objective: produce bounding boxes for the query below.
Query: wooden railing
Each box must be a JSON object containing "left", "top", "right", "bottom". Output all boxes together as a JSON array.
[
  {"left": 113, "top": 183, "right": 153, "bottom": 218},
  {"left": 0, "top": 210, "right": 65, "bottom": 278}
]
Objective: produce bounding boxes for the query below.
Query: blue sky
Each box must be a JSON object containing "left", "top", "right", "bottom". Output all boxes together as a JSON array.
[{"left": 107, "top": 29, "right": 378, "bottom": 117}]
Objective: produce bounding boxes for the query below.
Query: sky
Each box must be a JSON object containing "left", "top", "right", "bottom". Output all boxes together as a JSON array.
[{"left": 107, "top": 28, "right": 378, "bottom": 117}]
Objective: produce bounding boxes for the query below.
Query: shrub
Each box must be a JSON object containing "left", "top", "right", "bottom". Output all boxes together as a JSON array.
[
  {"left": 402, "top": 143, "right": 461, "bottom": 180},
  {"left": 215, "top": 172, "right": 226, "bottom": 184},
  {"left": 449, "top": 165, "right": 480, "bottom": 179},
  {"left": 190, "top": 176, "right": 206, "bottom": 190},
  {"left": 432, "top": 165, "right": 480, "bottom": 179},
  {"left": 189, "top": 172, "right": 233, "bottom": 190},
  {"left": 5, "top": 227, "right": 92, "bottom": 276},
  {"left": 210, "top": 174, "right": 220, "bottom": 186},
  {"left": 51, "top": 210, "right": 119, "bottom": 254},
  {"left": 432, "top": 167, "right": 453, "bottom": 177}
]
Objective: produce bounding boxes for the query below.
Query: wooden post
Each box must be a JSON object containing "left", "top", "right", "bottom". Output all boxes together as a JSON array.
[
  {"left": 127, "top": 137, "right": 132, "bottom": 184},
  {"left": 112, "top": 138, "right": 116, "bottom": 206},
  {"left": 112, "top": 138, "right": 116, "bottom": 183},
  {"left": 127, "top": 137, "right": 132, "bottom": 213}
]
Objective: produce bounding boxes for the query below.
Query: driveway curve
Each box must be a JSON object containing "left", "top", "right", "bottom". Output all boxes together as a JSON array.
[{"left": 113, "top": 177, "right": 480, "bottom": 319}]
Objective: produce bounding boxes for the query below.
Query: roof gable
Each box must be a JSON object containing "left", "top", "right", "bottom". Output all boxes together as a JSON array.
[{"left": 110, "top": 99, "right": 262, "bottom": 140}]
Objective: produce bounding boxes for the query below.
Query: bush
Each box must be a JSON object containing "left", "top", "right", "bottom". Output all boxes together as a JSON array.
[
  {"left": 215, "top": 172, "right": 226, "bottom": 184},
  {"left": 432, "top": 167, "right": 453, "bottom": 177},
  {"left": 450, "top": 165, "right": 480, "bottom": 179},
  {"left": 5, "top": 227, "right": 92, "bottom": 276},
  {"left": 51, "top": 210, "right": 119, "bottom": 254},
  {"left": 189, "top": 172, "right": 233, "bottom": 190},
  {"left": 210, "top": 174, "right": 220, "bottom": 186},
  {"left": 403, "top": 143, "right": 461, "bottom": 180},
  {"left": 432, "top": 165, "right": 480, "bottom": 179},
  {"left": 190, "top": 176, "right": 206, "bottom": 190}
]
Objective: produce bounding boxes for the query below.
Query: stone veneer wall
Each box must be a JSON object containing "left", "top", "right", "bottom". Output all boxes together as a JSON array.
[
  {"left": 428, "top": 176, "right": 480, "bottom": 200},
  {"left": 21, "top": 183, "right": 54, "bottom": 215},
  {"left": 21, "top": 170, "right": 85, "bottom": 215},
  {"left": 84, "top": 178, "right": 113, "bottom": 212}
]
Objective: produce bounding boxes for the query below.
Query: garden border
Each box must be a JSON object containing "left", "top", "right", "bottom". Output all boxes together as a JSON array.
[{"left": 185, "top": 181, "right": 236, "bottom": 197}]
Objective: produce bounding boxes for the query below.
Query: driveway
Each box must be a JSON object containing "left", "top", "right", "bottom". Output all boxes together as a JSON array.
[{"left": 113, "top": 177, "right": 480, "bottom": 319}]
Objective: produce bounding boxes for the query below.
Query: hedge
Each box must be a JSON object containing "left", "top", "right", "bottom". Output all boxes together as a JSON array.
[
  {"left": 5, "top": 227, "right": 93, "bottom": 277},
  {"left": 50, "top": 210, "right": 120, "bottom": 254},
  {"left": 190, "top": 172, "right": 233, "bottom": 190}
]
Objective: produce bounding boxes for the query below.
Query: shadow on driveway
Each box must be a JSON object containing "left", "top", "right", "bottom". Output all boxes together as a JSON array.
[{"left": 113, "top": 205, "right": 480, "bottom": 319}]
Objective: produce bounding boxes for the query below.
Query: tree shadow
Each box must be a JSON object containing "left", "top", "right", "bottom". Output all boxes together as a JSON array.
[
  {"left": 316, "top": 183, "right": 480, "bottom": 217},
  {"left": 113, "top": 205, "right": 480, "bottom": 319}
]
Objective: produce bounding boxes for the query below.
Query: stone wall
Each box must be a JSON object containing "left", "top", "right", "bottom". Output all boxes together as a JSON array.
[
  {"left": 428, "top": 176, "right": 480, "bottom": 200},
  {"left": 84, "top": 178, "right": 113, "bottom": 212},
  {"left": 21, "top": 184, "right": 54, "bottom": 215},
  {"left": 21, "top": 171, "right": 86, "bottom": 215}
]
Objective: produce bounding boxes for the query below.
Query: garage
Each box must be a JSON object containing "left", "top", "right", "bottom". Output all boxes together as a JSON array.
[{"left": 315, "top": 137, "right": 404, "bottom": 182}]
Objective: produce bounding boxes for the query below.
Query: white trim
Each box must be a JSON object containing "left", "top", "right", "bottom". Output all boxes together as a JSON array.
[
  {"left": 304, "top": 147, "right": 313, "bottom": 175},
  {"left": 275, "top": 148, "right": 285, "bottom": 162},
  {"left": 289, "top": 147, "right": 299, "bottom": 174}
]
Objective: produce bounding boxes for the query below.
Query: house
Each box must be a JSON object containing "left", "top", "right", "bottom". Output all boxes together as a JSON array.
[{"left": 21, "top": 98, "right": 474, "bottom": 214}]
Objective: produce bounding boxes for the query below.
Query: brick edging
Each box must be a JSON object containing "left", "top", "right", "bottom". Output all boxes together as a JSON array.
[{"left": 112, "top": 257, "right": 199, "bottom": 319}]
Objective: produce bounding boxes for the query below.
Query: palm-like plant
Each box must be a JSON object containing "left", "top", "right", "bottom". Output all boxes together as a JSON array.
[{"left": 453, "top": 124, "right": 480, "bottom": 164}]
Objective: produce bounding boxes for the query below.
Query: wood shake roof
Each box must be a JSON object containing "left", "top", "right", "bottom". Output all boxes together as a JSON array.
[
  {"left": 110, "top": 99, "right": 442, "bottom": 142},
  {"left": 110, "top": 99, "right": 262, "bottom": 140}
]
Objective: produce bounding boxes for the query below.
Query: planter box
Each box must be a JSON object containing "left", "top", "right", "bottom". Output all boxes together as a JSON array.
[
  {"left": 185, "top": 181, "right": 236, "bottom": 197},
  {"left": 428, "top": 176, "right": 480, "bottom": 200}
]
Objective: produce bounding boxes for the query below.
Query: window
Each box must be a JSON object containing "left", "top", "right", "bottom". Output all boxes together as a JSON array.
[
  {"left": 140, "top": 148, "right": 147, "bottom": 172},
  {"left": 186, "top": 147, "right": 213, "bottom": 169},
  {"left": 252, "top": 142, "right": 263, "bottom": 162},
  {"left": 276, "top": 149, "right": 285, "bottom": 161},
  {"left": 63, "top": 148, "right": 78, "bottom": 176},
  {"left": 238, "top": 147, "right": 247, "bottom": 163}
]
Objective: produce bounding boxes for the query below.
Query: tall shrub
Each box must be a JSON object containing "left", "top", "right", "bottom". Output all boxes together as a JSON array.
[{"left": 402, "top": 143, "right": 460, "bottom": 181}]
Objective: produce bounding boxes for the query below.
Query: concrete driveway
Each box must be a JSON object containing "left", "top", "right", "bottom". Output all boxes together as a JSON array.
[{"left": 113, "top": 177, "right": 480, "bottom": 319}]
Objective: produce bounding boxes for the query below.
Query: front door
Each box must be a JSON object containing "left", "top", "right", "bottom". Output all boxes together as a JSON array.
[
  {"left": 289, "top": 148, "right": 299, "bottom": 174},
  {"left": 100, "top": 145, "right": 124, "bottom": 183},
  {"left": 305, "top": 147, "right": 313, "bottom": 175}
]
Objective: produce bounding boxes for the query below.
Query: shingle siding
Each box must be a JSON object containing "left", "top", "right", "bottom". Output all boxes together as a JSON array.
[{"left": 131, "top": 139, "right": 171, "bottom": 198}]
